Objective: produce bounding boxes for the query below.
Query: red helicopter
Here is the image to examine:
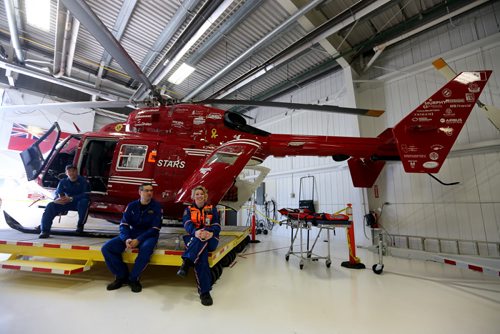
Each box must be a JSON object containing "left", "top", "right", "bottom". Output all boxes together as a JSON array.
[
  {"left": 1, "top": 1, "right": 493, "bottom": 235},
  {"left": 4, "top": 68, "right": 492, "bottom": 234}
]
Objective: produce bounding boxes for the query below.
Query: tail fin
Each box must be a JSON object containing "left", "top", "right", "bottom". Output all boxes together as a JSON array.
[
  {"left": 393, "top": 71, "right": 491, "bottom": 173},
  {"left": 433, "top": 58, "right": 500, "bottom": 131}
]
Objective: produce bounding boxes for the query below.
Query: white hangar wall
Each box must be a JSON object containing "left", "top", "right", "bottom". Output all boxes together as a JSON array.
[
  {"left": 249, "top": 68, "right": 371, "bottom": 246},
  {"left": 249, "top": 3, "right": 500, "bottom": 252},
  {"left": 357, "top": 2, "right": 500, "bottom": 256},
  {"left": 0, "top": 89, "right": 96, "bottom": 181}
]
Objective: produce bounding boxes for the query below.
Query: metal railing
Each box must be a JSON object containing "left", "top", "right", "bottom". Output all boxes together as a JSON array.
[{"left": 379, "top": 232, "right": 500, "bottom": 258}]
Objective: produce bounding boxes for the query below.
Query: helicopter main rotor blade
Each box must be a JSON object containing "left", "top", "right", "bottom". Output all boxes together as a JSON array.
[
  {"left": 0, "top": 100, "right": 133, "bottom": 112},
  {"left": 432, "top": 58, "right": 500, "bottom": 131},
  {"left": 197, "top": 99, "right": 384, "bottom": 117},
  {"left": 60, "top": 0, "right": 153, "bottom": 91}
]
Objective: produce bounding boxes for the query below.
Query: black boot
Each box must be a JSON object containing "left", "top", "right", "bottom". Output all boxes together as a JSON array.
[
  {"left": 106, "top": 277, "right": 128, "bottom": 291},
  {"left": 176, "top": 259, "right": 193, "bottom": 278},
  {"left": 39, "top": 232, "right": 50, "bottom": 239},
  {"left": 76, "top": 224, "right": 84, "bottom": 234},
  {"left": 129, "top": 280, "right": 142, "bottom": 293},
  {"left": 200, "top": 292, "right": 213, "bottom": 306}
]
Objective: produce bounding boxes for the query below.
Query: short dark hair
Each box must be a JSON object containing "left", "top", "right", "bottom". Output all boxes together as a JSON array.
[
  {"left": 139, "top": 183, "right": 153, "bottom": 191},
  {"left": 65, "top": 164, "right": 77, "bottom": 171}
]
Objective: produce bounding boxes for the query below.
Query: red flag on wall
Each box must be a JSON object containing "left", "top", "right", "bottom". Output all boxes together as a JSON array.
[{"left": 8, "top": 123, "right": 70, "bottom": 153}]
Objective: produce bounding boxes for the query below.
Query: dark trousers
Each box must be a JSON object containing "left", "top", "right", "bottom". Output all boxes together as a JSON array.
[
  {"left": 101, "top": 236, "right": 158, "bottom": 282},
  {"left": 182, "top": 235, "right": 219, "bottom": 295},
  {"left": 40, "top": 198, "right": 89, "bottom": 232}
]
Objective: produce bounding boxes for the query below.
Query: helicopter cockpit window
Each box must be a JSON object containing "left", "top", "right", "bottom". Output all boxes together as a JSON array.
[
  {"left": 206, "top": 152, "right": 238, "bottom": 166},
  {"left": 116, "top": 145, "right": 147, "bottom": 171}
]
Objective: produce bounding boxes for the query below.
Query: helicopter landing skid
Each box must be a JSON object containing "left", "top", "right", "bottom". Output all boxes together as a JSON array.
[{"left": 3, "top": 211, "right": 119, "bottom": 239}]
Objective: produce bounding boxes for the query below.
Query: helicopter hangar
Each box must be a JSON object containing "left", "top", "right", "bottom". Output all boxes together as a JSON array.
[{"left": 0, "top": 0, "right": 499, "bottom": 333}]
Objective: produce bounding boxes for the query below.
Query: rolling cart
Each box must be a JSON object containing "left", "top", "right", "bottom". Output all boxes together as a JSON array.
[{"left": 280, "top": 208, "right": 351, "bottom": 269}]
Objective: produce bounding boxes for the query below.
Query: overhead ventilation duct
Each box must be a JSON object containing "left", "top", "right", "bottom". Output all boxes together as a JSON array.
[{"left": 4, "top": 0, "right": 25, "bottom": 63}]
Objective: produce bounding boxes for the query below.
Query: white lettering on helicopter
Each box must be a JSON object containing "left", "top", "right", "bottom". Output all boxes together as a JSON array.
[
  {"left": 402, "top": 154, "right": 426, "bottom": 158},
  {"left": 193, "top": 117, "right": 206, "bottom": 125},
  {"left": 423, "top": 98, "right": 465, "bottom": 109},
  {"left": 156, "top": 160, "right": 186, "bottom": 168},
  {"left": 207, "top": 113, "right": 223, "bottom": 120},
  {"left": 449, "top": 104, "right": 471, "bottom": 108}
]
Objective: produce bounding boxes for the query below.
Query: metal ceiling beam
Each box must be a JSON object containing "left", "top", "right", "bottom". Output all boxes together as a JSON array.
[
  {"left": 228, "top": 58, "right": 340, "bottom": 114},
  {"left": 208, "top": 0, "right": 392, "bottom": 100},
  {"left": 364, "top": 0, "right": 490, "bottom": 71},
  {"left": 186, "top": 0, "right": 264, "bottom": 66},
  {"left": 3, "top": 0, "right": 24, "bottom": 63},
  {"left": 0, "top": 60, "right": 130, "bottom": 101},
  {"left": 65, "top": 17, "right": 80, "bottom": 76},
  {"left": 182, "top": 0, "right": 325, "bottom": 102},
  {"left": 160, "top": 0, "right": 264, "bottom": 94},
  {"left": 96, "top": 0, "right": 138, "bottom": 81},
  {"left": 278, "top": 0, "right": 350, "bottom": 69},
  {"left": 0, "top": 100, "right": 132, "bottom": 112},
  {"left": 132, "top": 0, "right": 226, "bottom": 100},
  {"left": 53, "top": 4, "right": 73, "bottom": 78},
  {"left": 138, "top": 0, "right": 201, "bottom": 73},
  {"left": 60, "top": 0, "right": 153, "bottom": 90}
]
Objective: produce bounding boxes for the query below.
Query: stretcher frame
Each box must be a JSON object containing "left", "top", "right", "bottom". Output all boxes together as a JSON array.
[{"left": 283, "top": 217, "right": 351, "bottom": 270}]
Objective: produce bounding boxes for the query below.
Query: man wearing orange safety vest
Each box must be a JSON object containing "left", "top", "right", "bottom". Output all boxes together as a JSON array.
[{"left": 177, "top": 185, "right": 221, "bottom": 306}]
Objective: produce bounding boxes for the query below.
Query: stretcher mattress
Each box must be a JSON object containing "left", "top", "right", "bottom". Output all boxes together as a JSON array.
[{"left": 279, "top": 208, "right": 350, "bottom": 225}]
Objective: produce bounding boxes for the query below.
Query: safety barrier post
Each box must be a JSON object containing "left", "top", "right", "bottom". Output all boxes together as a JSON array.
[
  {"left": 249, "top": 202, "right": 260, "bottom": 243},
  {"left": 341, "top": 203, "right": 365, "bottom": 269}
]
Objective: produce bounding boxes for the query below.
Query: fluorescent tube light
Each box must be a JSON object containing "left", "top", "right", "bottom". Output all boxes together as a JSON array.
[
  {"left": 25, "top": 0, "right": 51, "bottom": 31},
  {"left": 168, "top": 63, "right": 195, "bottom": 85}
]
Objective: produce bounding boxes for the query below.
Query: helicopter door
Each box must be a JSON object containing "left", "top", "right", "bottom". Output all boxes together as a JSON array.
[
  {"left": 39, "top": 135, "right": 81, "bottom": 189},
  {"left": 107, "top": 141, "right": 159, "bottom": 197},
  {"left": 20, "top": 122, "right": 62, "bottom": 182},
  {"left": 79, "top": 138, "right": 118, "bottom": 192}
]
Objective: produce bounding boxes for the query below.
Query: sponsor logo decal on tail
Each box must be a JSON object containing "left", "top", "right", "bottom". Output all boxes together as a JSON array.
[{"left": 393, "top": 71, "right": 491, "bottom": 173}]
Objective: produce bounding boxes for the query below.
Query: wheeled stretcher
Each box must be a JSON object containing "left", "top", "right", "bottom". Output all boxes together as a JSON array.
[{"left": 278, "top": 208, "right": 351, "bottom": 269}]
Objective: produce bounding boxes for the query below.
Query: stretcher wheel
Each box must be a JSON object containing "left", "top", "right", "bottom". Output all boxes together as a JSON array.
[
  {"left": 326, "top": 260, "right": 332, "bottom": 268},
  {"left": 263, "top": 230, "right": 268, "bottom": 235},
  {"left": 372, "top": 263, "right": 384, "bottom": 275},
  {"left": 285, "top": 254, "right": 290, "bottom": 261},
  {"left": 299, "top": 264, "right": 304, "bottom": 270}
]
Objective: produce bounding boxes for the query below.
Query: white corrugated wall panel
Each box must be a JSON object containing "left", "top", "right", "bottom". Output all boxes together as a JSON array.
[
  {"left": 252, "top": 67, "right": 368, "bottom": 245},
  {"left": 361, "top": 27, "right": 500, "bottom": 257}
]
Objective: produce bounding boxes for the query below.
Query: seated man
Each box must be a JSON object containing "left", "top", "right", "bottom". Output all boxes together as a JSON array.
[
  {"left": 39, "top": 165, "right": 90, "bottom": 238},
  {"left": 101, "top": 183, "right": 162, "bottom": 293}
]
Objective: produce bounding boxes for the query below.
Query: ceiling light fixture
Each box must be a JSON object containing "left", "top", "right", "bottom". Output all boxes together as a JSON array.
[
  {"left": 168, "top": 63, "right": 196, "bottom": 85},
  {"left": 25, "top": 0, "right": 51, "bottom": 32},
  {"left": 152, "top": 0, "right": 234, "bottom": 85}
]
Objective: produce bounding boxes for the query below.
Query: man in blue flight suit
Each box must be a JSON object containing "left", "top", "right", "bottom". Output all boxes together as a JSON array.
[
  {"left": 101, "top": 183, "right": 162, "bottom": 293},
  {"left": 177, "top": 185, "right": 221, "bottom": 306},
  {"left": 38, "top": 165, "right": 90, "bottom": 238}
]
